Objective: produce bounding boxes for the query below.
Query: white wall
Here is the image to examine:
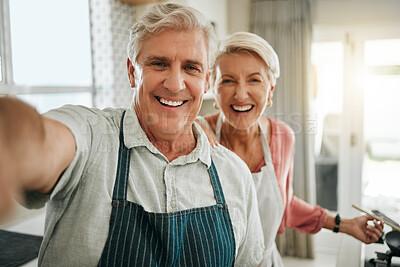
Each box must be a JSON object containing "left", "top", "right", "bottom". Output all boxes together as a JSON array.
[
  {"left": 120, "top": 0, "right": 400, "bottom": 40},
  {"left": 135, "top": 0, "right": 228, "bottom": 39},
  {"left": 226, "top": 0, "right": 251, "bottom": 34},
  {"left": 185, "top": 0, "right": 228, "bottom": 39},
  {"left": 225, "top": 0, "right": 400, "bottom": 34},
  {"left": 156, "top": 0, "right": 227, "bottom": 39},
  {"left": 311, "top": 0, "right": 400, "bottom": 27}
]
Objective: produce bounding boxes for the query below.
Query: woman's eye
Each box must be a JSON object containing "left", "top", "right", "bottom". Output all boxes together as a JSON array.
[
  {"left": 221, "top": 79, "right": 234, "bottom": 84},
  {"left": 250, "top": 78, "right": 261, "bottom": 82}
]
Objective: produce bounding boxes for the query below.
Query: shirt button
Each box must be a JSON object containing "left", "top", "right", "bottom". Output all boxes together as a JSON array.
[
  {"left": 168, "top": 206, "right": 173, "bottom": 212},
  {"left": 166, "top": 165, "right": 170, "bottom": 170}
]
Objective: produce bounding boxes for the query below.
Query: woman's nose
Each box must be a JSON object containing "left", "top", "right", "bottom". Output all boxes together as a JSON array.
[{"left": 234, "top": 84, "right": 248, "bottom": 101}]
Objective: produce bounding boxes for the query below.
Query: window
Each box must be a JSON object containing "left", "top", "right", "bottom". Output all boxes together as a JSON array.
[
  {"left": 0, "top": 50, "right": 2, "bottom": 82},
  {"left": 362, "top": 39, "right": 400, "bottom": 211},
  {"left": 312, "top": 42, "right": 344, "bottom": 211},
  {"left": 0, "top": 0, "right": 93, "bottom": 111}
]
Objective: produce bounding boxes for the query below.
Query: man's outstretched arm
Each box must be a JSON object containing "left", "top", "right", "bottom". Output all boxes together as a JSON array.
[{"left": 0, "top": 96, "right": 76, "bottom": 218}]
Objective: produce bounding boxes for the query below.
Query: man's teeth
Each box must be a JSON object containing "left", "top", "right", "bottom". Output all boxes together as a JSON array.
[
  {"left": 232, "top": 105, "right": 253, "bottom": 112},
  {"left": 159, "top": 97, "right": 184, "bottom": 107}
]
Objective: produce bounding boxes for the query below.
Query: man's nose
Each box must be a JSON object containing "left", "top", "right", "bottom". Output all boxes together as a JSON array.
[{"left": 164, "top": 67, "right": 185, "bottom": 93}]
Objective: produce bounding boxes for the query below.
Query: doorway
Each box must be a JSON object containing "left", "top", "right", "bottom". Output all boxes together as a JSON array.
[
  {"left": 361, "top": 37, "right": 400, "bottom": 220},
  {"left": 311, "top": 24, "right": 400, "bottom": 257}
]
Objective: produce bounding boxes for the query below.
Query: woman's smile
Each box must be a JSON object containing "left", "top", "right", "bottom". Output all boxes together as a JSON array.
[{"left": 231, "top": 104, "right": 254, "bottom": 112}]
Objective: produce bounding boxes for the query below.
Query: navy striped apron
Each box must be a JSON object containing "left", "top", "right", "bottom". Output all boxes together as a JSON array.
[{"left": 98, "top": 111, "right": 236, "bottom": 267}]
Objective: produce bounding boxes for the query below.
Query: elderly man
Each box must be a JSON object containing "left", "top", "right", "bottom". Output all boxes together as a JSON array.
[{"left": 0, "top": 3, "right": 264, "bottom": 266}]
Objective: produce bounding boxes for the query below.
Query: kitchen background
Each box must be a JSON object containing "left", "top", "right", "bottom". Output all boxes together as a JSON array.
[{"left": 0, "top": 0, "right": 399, "bottom": 266}]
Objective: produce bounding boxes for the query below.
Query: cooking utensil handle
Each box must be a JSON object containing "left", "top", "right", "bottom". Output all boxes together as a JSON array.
[{"left": 352, "top": 204, "right": 400, "bottom": 232}]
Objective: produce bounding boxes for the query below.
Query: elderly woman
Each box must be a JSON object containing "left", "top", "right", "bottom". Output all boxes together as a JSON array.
[{"left": 197, "top": 32, "right": 383, "bottom": 267}]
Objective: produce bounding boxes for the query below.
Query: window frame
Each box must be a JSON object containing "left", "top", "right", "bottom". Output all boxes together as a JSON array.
[
  {"left": 0, "top": 0, "right": 93, "bottom": 96},
  {"left": 0, "top": 0, "right": 13, "bottom": 88}
]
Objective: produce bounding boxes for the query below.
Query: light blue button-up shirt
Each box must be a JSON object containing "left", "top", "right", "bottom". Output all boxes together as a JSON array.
[{"left": 26, "top": 104, "right": 264, "bottom": 266}]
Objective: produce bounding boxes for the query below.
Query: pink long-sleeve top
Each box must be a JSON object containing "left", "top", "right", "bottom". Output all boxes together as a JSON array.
[{"left": 268, "top": 118, "right": 328, "bottom": 235}]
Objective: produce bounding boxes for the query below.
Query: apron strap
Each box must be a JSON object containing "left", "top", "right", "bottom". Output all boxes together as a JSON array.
[
  {"left": 113, "top": 111, "right": 227, "bottom": 206},
  {"left": 259, "top": 119, "right": 274, "bottom": 165},
  {"left": 112, "top": 110, "right": 131, "bottom": 200},
  {"left": 208, "top": 160, "right": 226, "bottom": 205}
]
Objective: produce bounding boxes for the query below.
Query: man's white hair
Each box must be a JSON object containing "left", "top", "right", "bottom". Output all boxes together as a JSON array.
[{"left": 127, "top": 3, "right": 217, "bottom": 70}]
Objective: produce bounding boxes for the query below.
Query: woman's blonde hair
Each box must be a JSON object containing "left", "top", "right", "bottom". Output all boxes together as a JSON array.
[
  {"left": 211, "top": 32, "right": 280, "bottom": 87},
  {"left": 127, "top": 3, "right": 217, "bottom": 69}
]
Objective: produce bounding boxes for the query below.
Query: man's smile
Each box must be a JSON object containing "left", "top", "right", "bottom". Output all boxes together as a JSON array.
[{"left": 156, "top": 96, "right": 187, "bottom": 107}]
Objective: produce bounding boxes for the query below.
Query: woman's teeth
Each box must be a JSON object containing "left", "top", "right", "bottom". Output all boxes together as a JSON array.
[
  {"left": 157, "top": 97, "right": 184, "bottom": 107},
  {"left": 232, "top": 105, "right": 253, "bottom": 112}
]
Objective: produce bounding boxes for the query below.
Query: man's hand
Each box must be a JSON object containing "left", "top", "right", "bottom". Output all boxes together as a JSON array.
[{"left": 0, "top": 96, "right": 76, "bottom": 220}]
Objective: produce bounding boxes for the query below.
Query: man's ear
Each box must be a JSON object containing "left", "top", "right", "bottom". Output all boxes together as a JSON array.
[
  {"left": 127, "top": 58, "right": 135, "bottom": 88},
  {"left": 204, "top": 71, "right": 210, "bottom": 94}
]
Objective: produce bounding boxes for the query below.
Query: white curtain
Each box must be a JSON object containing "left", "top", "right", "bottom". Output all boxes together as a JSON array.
[{"left": 250, "top": 0, "right": 316, "bottom": 259}]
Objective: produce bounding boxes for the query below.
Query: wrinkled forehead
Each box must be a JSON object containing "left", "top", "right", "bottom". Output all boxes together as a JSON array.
[
  {"left": 138, "top": 29, "right": 209, "bottom": 66},
  {"left": 216, "top": 52, "right": 268, "bottom": 73},
  {"left": 219, "top": 51, "right": 267, "bottom": 67}
]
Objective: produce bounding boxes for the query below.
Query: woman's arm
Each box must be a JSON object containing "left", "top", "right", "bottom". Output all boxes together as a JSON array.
[
  {"left": 272, "top": 119, "right": 383, "bottom": 243},
  {"left": 324, "top": 214, "right": 383, "bottom": 244},
  {"left": 270, "top": 119, "right": 327, "bottom": 234}
]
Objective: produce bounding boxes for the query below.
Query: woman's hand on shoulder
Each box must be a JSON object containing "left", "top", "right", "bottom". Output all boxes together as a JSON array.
[
  {"left": 203, "top": 125, "right": 219, "bottom": 148},
  {"left": 195, "top": 115, "right": 219, "bottom": 148}
]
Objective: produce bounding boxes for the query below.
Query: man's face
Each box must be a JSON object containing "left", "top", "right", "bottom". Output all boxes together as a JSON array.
[{"left": 129, "top": 29, "right": 209, "bottom": 141}]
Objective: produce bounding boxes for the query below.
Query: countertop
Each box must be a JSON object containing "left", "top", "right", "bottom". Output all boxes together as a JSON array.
[{"left": 0, "top": 209, "right": 45, "bottom": 267}]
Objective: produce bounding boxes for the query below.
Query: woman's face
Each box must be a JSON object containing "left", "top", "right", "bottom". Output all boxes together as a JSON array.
[{"left": 214, "top": 53, "right": 274, "bottom": 130}]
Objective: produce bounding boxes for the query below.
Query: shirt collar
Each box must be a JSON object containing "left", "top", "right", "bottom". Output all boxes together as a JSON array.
[{"left": 123, "top": 104, "right": 211, "bottom": 167}]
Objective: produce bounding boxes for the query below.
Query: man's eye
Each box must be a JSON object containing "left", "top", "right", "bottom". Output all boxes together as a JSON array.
[
  {"left": 250, "top": 78, "right": 261, "bottom": 82},
  {"left": 184, "top": 65, "right": 200, "bottom": 72},
  {"left": 151, "top": 62, "right": 167, "bottom": 67}
]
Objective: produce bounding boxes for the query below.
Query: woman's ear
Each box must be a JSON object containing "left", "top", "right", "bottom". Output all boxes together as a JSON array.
[
  {"left": 127, "top": 58, "right": 135, "bottom": 88},
  {"left": 268, "top": 85, "right": 275, "bottom": 101}
]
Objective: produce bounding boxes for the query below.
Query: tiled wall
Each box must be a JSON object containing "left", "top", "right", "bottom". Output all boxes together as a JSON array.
[
  {"left": 111, "top": 1, "right": 135, "bottom": 108},
  {"left": 89, "top": 0, "right": 135, "bottom": 109}
]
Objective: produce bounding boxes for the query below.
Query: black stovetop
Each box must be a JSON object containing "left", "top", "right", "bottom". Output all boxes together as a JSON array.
[
  {"left": 366, "top": 251, "right": 400, "bottom": 267},
  {"left": 364, "top": 238, "right": 400, "bottom": 267}
]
